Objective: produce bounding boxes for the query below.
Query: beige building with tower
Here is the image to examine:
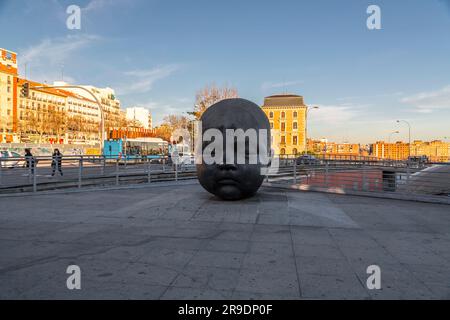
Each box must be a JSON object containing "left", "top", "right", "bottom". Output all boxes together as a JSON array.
[{"left": 261, "top": 94, "right": 307, "bottom": 155}]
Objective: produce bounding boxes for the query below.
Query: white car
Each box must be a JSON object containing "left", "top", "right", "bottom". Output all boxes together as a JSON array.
[{"left": 0, "top": 151, "right": 25, "bottom": 168}]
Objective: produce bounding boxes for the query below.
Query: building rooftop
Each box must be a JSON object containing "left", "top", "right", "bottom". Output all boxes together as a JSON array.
[{"left": 262, "top": 94, "right": 305, "bottom": 108}]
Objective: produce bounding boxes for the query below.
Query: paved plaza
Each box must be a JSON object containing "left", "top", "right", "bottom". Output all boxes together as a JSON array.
[{"left": 0, "top": 181, "right": 449, "bottom": 299}]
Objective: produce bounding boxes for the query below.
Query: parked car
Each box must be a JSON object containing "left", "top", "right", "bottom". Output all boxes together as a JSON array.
[
  {"left": 295, "top": 155, "right": 321, "bottom": 165},
  {"left": 0, "top": 151, "right": 25, "bottom": 168}
]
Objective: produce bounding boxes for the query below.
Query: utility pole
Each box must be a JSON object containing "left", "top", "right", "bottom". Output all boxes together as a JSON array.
[
  {"left": 388, "top": 130, "right": 399, "bottom": 143},
  {"left": 305, "top": 106, "right": 319, "bottom": 155},
  {"left": 397, "top": 120, "right": 411, "bottom": 159}
]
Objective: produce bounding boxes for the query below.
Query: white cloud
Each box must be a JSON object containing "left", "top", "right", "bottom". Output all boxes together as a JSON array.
[
  {"left": 401, "top": 85, "right": 450, "bottom": 113},
  {"left": 118, "top": 65, "right": 179, "bottom": 95},
  {"left": 20, "top": 34, "right": 99, "bottom": 66},
  {"left": 309, "top": 103, "right": 360, "bottom": 124},
  {"left": 18, "top": 34, "right": 100, "bottom": 83}
]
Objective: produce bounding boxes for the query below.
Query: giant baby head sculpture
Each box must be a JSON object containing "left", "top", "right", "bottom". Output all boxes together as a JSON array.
[{"left": 196, "top": 98, "right": 271, "bottom": 200}]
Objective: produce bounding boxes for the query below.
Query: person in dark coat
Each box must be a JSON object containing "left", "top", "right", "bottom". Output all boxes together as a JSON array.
[
  {"left": 24, "top": 148, "right": 35, "bottom": 175},
  {"left": 51, "top": 148, "right": 63, "bottom": 176}
]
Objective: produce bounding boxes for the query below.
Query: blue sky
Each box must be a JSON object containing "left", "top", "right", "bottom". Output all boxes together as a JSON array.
[{"left": 1, "top": 0, "right": 450, "bottom": 143}]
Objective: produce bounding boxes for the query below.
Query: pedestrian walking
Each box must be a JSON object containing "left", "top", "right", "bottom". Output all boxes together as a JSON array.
[
  {"left": 51, "top": 148, "right": 63, "bottom": 176},
  {"left": 24, "top": 148, "right": 36, "bottom": 175}
]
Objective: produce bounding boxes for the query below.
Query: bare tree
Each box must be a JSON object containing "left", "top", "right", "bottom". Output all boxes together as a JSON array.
[
  {"left": 47, "top": 107, "right": 67, "bottom": 142},
  {"left": 163, "top": 114, "right": 190, "bottom": 130},
  {"left": 190, "top": 84, "right": 239, "bottom": 119}
]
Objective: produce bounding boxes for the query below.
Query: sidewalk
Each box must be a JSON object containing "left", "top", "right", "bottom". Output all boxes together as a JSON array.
[{"left": 1, "top": 181, "right": 449, "bottom": 299}]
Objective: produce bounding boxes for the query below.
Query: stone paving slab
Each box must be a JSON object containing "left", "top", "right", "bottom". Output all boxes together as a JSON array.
[{"left": 0, "top": 181, "right": 449, "bottom": 299}]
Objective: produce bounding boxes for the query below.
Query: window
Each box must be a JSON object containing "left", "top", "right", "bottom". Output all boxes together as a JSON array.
[
  {"left": 293, "top": 148, "right": 298, "bottom": 155},
  {"left": 293, "top": 111, "right": 298, "bottom": 118},
  {"left": 280, "top": 148, "right": 286, "bottom": 155},
  {"left": 293, "top": 122, "right": 298, "bottom": 130},
  {"left": 293, "top": 136, "right": 298, "bottom": 145},
  {"left": 281, "top": 122, "right": 285, "bottom": 131},
  {"left": 269, "top": 111, "right": 274, "bottom": 118},
  {"left": 281, "top": 112, "right": 285, "bottom": 118},
  {"left": 281, "top": 136, "right": 286, "bottom": 144},
  {"left": 270, "top": 122, "right": 273, "bottom": 129}
]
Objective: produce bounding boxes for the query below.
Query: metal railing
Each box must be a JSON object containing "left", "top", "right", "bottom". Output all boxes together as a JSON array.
[
  {"left": 267, "top": 155, "right": 450, "bottom": 201},
  {"left": 0, "top": 155, "right": 196, "bottom": 193},
  {"left": 1, "top": 153, "right": 449, "bottom": 203}
]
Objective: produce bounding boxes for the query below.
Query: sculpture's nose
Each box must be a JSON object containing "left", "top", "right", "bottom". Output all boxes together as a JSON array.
[{"left": 217, "top": 163, "right": 237, "bottom": 171}]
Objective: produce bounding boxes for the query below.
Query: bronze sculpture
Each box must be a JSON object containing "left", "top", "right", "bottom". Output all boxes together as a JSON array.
[{"left": 196, "top": 98, "right": 271, "bottom": 200}]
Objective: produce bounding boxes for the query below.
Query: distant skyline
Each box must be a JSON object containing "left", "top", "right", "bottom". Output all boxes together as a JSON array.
[{"left": 1, "top": 0, "right": 450, "bottom": 143}]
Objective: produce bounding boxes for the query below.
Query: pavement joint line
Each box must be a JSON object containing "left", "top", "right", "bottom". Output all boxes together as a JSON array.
[
  {"left": 157, "top": 201, "right": 216, "bottom": 299},
  {"left": 325, "top": 227, "right": 373, "bottom": 299},
  {"left": 289, "top": 224, "right": 303, "bottom": 298}
]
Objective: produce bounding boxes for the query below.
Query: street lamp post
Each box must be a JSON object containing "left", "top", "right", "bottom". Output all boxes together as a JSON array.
[
  {"left": 396, "top": 120, "right": 411, "bottom": 159},
  {"left": 388, "top": 130, "right": 399, "bottom": 143},
  {"left": 30, "top": 85, "right": 105, "bottom": 151},
  {"left": 305, "top": 106, "right": 319, "bottom": 155}
]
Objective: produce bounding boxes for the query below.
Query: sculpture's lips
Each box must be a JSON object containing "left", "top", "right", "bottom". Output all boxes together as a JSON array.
[{"left": 217, "top": 178, "right": 239, "bottom": 185}]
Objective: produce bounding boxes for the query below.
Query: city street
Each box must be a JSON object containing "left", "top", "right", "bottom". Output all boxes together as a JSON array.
[{"left": 1, "top": 181, "right": 449, "bottom": 299}]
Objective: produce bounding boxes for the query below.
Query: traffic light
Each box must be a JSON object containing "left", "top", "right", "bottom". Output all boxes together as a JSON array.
[{"left": 21, "top": 82, "right": 30, "bottom": 98}]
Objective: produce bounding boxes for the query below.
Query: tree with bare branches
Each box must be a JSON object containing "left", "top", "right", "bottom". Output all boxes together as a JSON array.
[{"left": 190, "top": 84, "right": 239, "bottom": 119}]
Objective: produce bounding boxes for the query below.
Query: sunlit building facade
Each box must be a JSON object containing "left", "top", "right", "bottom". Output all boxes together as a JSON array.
[
  {"left": 308, "top": 139, "right": 362, "bottom": 157},
  {"left": 0, "top": 48, "right": 123, "bottom": 145},
  {"left": 371, "top": 140, "right": 449, "bottom": 162},
  {"left": 261, "top": 94, "right": 307, "bottom": 155},
  {"left": 0, "top": 48, "right": 18, "bottom": 142}
]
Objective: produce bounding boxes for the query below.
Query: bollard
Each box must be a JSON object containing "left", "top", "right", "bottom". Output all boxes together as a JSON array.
[
  {"left": 116, "top": 158, "right": 119, "bottom": 186},
  {"left": 0, "top": 159, "right": 2, "bottom": 185},
  {"left": 162, "top": 157, "right": 166, "bottom": 172},
  {"left": 325, "top": 161, "right": 329, "bottom": 187},
  {"left": 78, "top": 156, "right": 83, "bottom": 188}
]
